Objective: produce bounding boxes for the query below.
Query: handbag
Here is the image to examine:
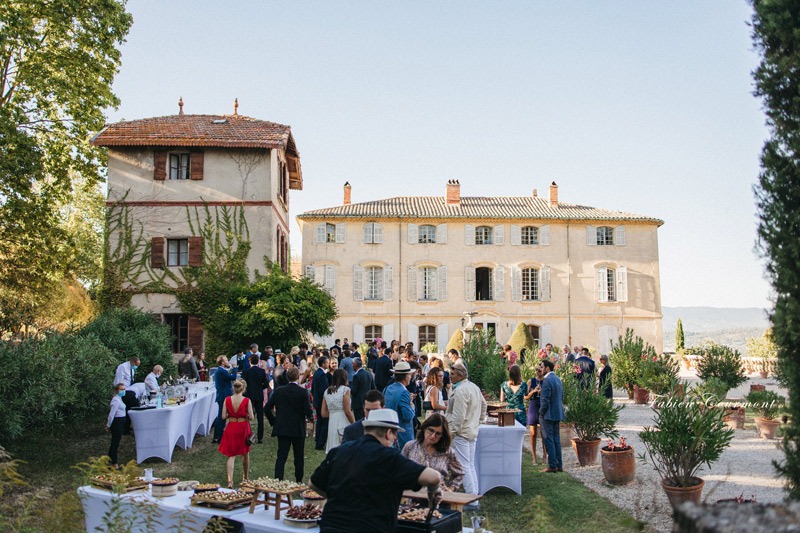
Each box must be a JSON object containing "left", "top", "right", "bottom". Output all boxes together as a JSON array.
[
  {"left": 422, "top": 401, "right": 433, "bottom": 411},
  {"left": 246, "top": 432, "right": 257, "bottom": 446}
]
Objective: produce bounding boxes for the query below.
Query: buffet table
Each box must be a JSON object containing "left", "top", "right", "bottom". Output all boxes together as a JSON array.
[
  {"left": 128, "top": 387, "right": 216, "bottom": 463},
  {"left": 475, "top": 420, "right": 527, "bottom": 495}
]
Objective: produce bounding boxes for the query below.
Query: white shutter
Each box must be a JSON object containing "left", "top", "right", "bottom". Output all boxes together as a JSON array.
[
  {"left": 383, "top": 323, "right": 394, "bottom": 343},
  {"left": 541, "top": 324, "right": 553, "bottom": 347},
  {"left": 597, "top": 267, "right": 608, "bottom": 302},
  {"left": 436, "top": 224, "right": 447, "bottom": 244},
  {"left": 305, "top": 264, "right": 315, "bottom": 279},
  {"left": 615, "top": 226, "right": 626, "bottom": 246},
  {"left": 438, "top": 266, "right": 447, "bottom": 301},
  {"left": 325, "top": 265, "right": 336, "bottom": 296},
  {"left": 314, "top": 265, "right": 324, "bottom": 285},
  {"left": 599, "top": 325, "right": 618, "bottom": 355},
  {"left": 383, "top": 266, "right": 393, "bottom": 301},
  {"left": 540, "top": 225, "right": 550, "bottom": 246},
  {"left": 437, "top": 324, "right": 449, "bottom": 349},
  {"left": 353, "top": 324, "right": 365, "bottom": 344},
  {"left": 586, "top": 225, "right": 597, "bottom": 246},
  {"left": 373, "top": 223, "right": 383, "bottom": 243},
  {"left": 407, "top": 266, "right": 417, "bottom": 301},
  {"left": 408, "top": 223, "right": 418, "bottom": 244},
  {"left": 511, "top": 266, "right": 522, "bottom": 301},
  {"left": 417, "top": 268, "right": 426, "bottom": 300},
  {"left": 363, "top": 223, "right": 373, "bottom": 244},
  {"left": 465, "top": 225, "right": 475, "bottom": 245},
  {"left": 465, "top": 266, "right": 476, "bottom": 302},
  {"left": 494, "top": 225, "right": 504, "bottom": 245},
  {"left": 617, "top": 266, "right": 628, "bottom": 302},
  {"left": 335, "top": 223, "right": 346, "bottom": 243},
  {"left": 407, "top": 323, "right": 418, "bottom": 347},
  {"left": 510, "top": 225, "right": 521, "bottom": 246},
  {"left": 494, "top": 266, "right": 505, "bottom": 301},
  {"left": 353, "top": 265, "right": 364, "bottom": 301},
  {"left": 540, "top": 266, "right": 551, "bottom": 301},
  {"left": 316, "top": 223, "right": 326, "bottom": 243}
]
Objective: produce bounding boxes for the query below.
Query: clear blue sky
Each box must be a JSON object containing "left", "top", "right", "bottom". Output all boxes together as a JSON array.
[{"left": 107, "top": 1, "right": 771, "bottom": 309}]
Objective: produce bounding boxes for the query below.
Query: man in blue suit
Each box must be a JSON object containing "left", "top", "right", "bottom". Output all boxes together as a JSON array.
[
  {"left": 350, "top": 357, "right": 376, "bottom": 421},
  {"left": 212, "top": 355, "right": 238, "bottom": 443},
  {"left": 374, "top": 349, "right": 393, "bottom": 392},
  {"left": 311, "top": 355, "right": 330, "bottom": 450},
  {"left": 538, "top": 359, "right": 565, "bottom": 472}
]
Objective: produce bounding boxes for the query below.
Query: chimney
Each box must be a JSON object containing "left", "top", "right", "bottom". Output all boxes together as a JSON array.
[
  {"left": 178, "top": 96, "right": 184, "bottom": 116},
  {"left": 549, "top": 181, "right": 558, "bottom": 207},
  {"left": 343, "top": 181, "right": 352, "bottom": 205},
  {"left": 233, "top": 98, "right": 239, "bottom": 116},
  {"left": 446, "top": 179, "right": 461, "bottom": 206},
  {"left": 532, "top": 189, "right": 538, "bottom": 198}
]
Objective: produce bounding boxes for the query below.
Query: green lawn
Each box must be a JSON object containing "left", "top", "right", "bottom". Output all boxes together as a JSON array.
[{"left": 4, "top": 424, "right": 644, "bottom": 533}]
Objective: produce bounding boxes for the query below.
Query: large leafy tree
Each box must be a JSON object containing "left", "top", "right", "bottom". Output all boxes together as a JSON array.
[
  {"left": 751, "top": 0, "right": 800, "bottom": 499},
  {"left": 0, "top": 0, "right": 131, "bottom": 335}
]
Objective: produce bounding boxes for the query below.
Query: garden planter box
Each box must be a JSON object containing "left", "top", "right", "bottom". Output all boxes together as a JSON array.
[
  {"left": 750, "top": 384, "right": 766, "bottom": 393},
  {"left": 600, "top": 446, "right": 635, "bottom": 485}
]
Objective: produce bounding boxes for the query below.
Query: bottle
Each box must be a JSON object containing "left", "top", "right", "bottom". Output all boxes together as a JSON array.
[{"left": 156, "top": 393, "right": 163, "bottom": 409}]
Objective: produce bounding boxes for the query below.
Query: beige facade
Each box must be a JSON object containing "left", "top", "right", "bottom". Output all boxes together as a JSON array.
[{"left": 298, "top": 182, "right": 663, "bottom": 354}]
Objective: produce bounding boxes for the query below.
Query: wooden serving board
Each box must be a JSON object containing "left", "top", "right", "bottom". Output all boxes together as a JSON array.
[
  {"left": 241, "top": 483, "right": 307, "bottom": 495},
  {"left": 90, "top": 478, "right": 148, "bottom": 493},
  {"left": 190, "top": 496, "right": 252, "bottom": 510}
]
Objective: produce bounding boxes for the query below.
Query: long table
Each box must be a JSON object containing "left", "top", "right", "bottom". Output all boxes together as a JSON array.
[
  {"left": 128, "top": 387, "right": 216, "bottom": 463},
  {"left": 475, "top": 421, "right": 527, "bottom": 495}
]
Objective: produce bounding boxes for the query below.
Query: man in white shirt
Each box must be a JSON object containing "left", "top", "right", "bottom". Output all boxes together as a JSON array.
[
  {"left": 145, "top": 365, "right": 163, "bottom": 393},
  {"left": 114, "top": 356, "right": 140, "bottom": 434}
]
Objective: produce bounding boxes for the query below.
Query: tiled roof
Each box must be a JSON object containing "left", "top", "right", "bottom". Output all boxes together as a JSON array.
[{"left": 298, "top": 196, "right": 663, "bottom": 224}]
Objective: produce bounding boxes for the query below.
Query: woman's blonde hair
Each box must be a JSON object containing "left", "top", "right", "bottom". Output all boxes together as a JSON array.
[{"left": 233, "top": 379, "right": 247, "bottom": 394}]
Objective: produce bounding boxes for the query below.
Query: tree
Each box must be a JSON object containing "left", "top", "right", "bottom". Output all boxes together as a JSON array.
[
  {"left": 506, "top": 322, "right": 536, "bottom": 358},
  {"left": 675, "top": 318, "right": 685, "bottom": 353},
  {"left": 751, "top": 0, "right": 800, "bottom": 499},
  {"left": 445, "top": 328, "right": 465, "bottom": 353}
]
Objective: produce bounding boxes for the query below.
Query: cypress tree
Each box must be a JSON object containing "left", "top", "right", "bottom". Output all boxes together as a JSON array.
[{"left": 675, "top": 319, "right": 685, "bottom": 353}]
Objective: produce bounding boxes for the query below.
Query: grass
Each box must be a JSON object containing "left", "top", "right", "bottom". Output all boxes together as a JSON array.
[{"left": 4, "top": 424, "right": 645, "bottom": 533}]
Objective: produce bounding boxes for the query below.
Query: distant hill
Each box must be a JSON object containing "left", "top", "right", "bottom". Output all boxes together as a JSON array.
[{"left": 662, "top": 306, "right": 770, "bottom": 355}]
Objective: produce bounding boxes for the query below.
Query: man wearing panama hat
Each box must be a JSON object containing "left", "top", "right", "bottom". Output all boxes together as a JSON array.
[{"left": 383, "top": 360, "right": 417, "bottom": 450}]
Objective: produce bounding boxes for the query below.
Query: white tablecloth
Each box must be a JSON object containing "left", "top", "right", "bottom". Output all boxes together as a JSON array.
[
  {"left": 475, "top": 421, "right": 527, "bottom": 495},
  {"left": 128, "top": 388, "right": 216, "bottom": 463}
]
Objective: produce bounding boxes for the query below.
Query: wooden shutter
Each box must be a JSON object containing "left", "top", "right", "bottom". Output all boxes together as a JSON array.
[
  {"left": 316, "top": 223, "right": 326, "bottom": 243},
  {"left": 407, "top": 223, "right": 418, "bottom": 244},
  {"left": 383, "top": 266, "right": 393, "bottom": 301},
  {"left": 438, "top": 266, "right": 447, "bottom": 301},
  {"left": 407, "top": 266, "right": 417, "bottom": 301},
  {"left": 325, "top": 265, "right": 336, "bottom": 296},
  {"left": 353, "top": 324, "right": 365, "bottom": 344},
  {"left": 540, "top": 225, "right": 551, "bottom": 246},
  {"left": 586, "top": 225, "right": 597, "bottom": 246},
  {"left": 335, "top": 223, "right": 346, "bottom": 243},
  {"left": 615, "top": 226, "right": 626, "bottom": 246},
  {"left": 353, "top": 265, "right": 364, "bottom": 301},
  {"left": 151, "top": 237, "right": 165, "bottom": 268},
  {"left": 436, "top": 224, "right": 447, "bottom": 244},
  {"left": 188, "top": 236, "right": 203, "bottom": 266},
  {"left": 437, "top": 324, "right": 449, "bottom": 349},
  {"left": 494, "top": 266, "right": 505, "bottom": 301},
  {"left": 510, "top": 225, "right": 521, "bottom": 246},
  {"left": 597, "top": 267, "right": 608, "bottom": 302},
  {"left": 407, "top": 324, "right": 418, "bottom": 347},
  {"left": 153, "top": 152, "right": 167, "bottom": 181},
  {"left": 187, "top": 315, "right": 204, "bottom": 352},
  {"left": 540, "top": 266, "right": 551, "bottom": 301},
  {"left": 314, "top": 265, "right": 325, "bottom": 285},
  {"left": 617, "top": 266, "right": 628, "bottom": 302},
  {"left": 189, "top": 152, "right": 204, "bottom": 180},
  {"left": 465, "top": 225, "right": 475, "bottom": 245},
  {"left": 383, "top": 323, "right": 394, "bottom": 343},
  {"left": 417, "top": 268, "right": 427, "bottom": 300},
  {"left": 465, "top": 266, "right": 476, "bottom": 302},
  {"left": 373, "top": 223, "right": 383, "bottom": 243},
  {"left": 511, "top": 266, "right": 522, "bottom": 301},
  {"left": 541, "top": 324, "right": 553, "bottom": 347},
  {"left": 494, "top": 225, "right": 504, "bottom": 245},
  {"left": 363, "top": 224, "right": 373, "bottom": 244}
]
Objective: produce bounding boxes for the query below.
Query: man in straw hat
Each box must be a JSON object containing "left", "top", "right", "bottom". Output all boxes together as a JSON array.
[
  {"left": 310, "top": 409, "right": 442, "bottom": 532},
  {"left": 383, "top": 360, "right": 417, "bottom": 450}
]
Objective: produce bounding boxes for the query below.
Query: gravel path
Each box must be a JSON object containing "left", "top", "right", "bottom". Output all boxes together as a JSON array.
[{"left": 527, "top": 372, "right": 789, "bottom": 533}]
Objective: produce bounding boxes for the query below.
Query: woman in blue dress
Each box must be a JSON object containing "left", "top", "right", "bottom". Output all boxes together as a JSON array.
[{"left": 524, "top": 364, "right": 547, "bottom": 465}]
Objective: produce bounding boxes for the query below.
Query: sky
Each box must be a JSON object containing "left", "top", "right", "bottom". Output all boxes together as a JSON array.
[{"left": 105, "top": 1, "right": 772, "bottom": 309}]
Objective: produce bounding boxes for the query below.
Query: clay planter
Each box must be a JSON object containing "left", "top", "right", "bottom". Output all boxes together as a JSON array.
[
  {"left": 571, "top": 438, "right": 601, "bottom": 466},
  {"left": 723, "top": 407, "right": 746, "bottom": 430},
  {"left": 626, "top": 387, "right": 634, "bottom": 400},
  {"left": 600, "top": 446, "right": 635, "bottom": 485},
  {"left": 633, "top": 385, "right": 650, "bottom": 405},
  {"left": 750, "top": 384, "right": 766, "bottom": 393},
  {"left": 661, "top": 477, "right": 705, "bottom": 509},
  {"left": 759, "top": 371, "right": 769, "bottom": 379},
  {"left": 672, "top": 383, "right": 686, "bottom": 399},
  {"left": 559, "top": 423, "right": 574, "bottom": 448},
  {"left": 755, "top": 417, "right": 781, "bottom": 439}
]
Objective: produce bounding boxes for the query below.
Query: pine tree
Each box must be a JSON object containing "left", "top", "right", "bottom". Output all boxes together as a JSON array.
[{"left": 675, "top": 319, "right": 685, "bottom": 353}]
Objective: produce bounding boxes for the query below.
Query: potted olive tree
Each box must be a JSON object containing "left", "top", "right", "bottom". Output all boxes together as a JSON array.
[
  {"left": 639, "top": 391, "right": 734, "bottom": 508},
  {"left": 746, "top": 389, "right": 786, "bottom": 439},
  {"left": 564, "top": 374, "right": 622, "bottom": 466},
  {"left": 608, "top": 329, "right": 653, "bottom": 400}
]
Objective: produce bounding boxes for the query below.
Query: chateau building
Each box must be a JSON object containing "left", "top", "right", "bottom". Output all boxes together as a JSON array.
[
  {"left": 92, "top": 100, "right": 302, "bottom": 353},
  {"left": 297, "top": 181, "right": 663, "bottom": 354}
]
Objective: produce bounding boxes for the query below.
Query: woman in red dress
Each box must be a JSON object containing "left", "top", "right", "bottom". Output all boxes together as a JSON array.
[{"left": 218, "top": 379, "right": 254, "bottom": 487}]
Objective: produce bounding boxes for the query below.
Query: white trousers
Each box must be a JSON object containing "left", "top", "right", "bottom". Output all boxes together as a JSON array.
[{"left": 452, "top": 435, "right": 478, "bottom": 495}]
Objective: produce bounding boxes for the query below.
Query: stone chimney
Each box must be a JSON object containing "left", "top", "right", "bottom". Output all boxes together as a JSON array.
[
  {"left": 446, "top": 179, "right": 461, "bottom": 206},
  {"left": 343, "top": 181, "right": 352, "bottom": 205},
  {"left": 532, "top": 189, "right": 538, "bottom": 198},
  {"left": 549, "top": 181, "right": 558, "bottom": 207}
]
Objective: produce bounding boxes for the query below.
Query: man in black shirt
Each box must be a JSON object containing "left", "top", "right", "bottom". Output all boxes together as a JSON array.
[{"left": 310, "top": 409, "right": 442, "bottom": 532}]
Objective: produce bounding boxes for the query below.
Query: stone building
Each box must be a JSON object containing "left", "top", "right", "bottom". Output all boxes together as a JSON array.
[{"left": 297, "top": 181, "right": 663, "bottom": 354}]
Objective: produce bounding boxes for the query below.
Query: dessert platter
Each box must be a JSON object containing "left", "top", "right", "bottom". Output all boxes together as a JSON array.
[
  {"left": 150, "top": 477, "right": 180, "bottom": 497},
  {"left": 190, "top": 489, "right": 253, "bottom": 510},
  {"left": 284, "top": 503, "right": 323, "bottom": 528},
  {"left": 90, "top": 473, "right": 148, "bottom": 493}
]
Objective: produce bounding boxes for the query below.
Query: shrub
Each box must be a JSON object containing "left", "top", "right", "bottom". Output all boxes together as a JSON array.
[
  {"left": 506, "top": 322, "right": 536, "bottom": 360},
  {"left": 445, "top": 329, "right": 464, "bottom": 353},
  {"left": 563, "top": 375, "right": 622, "bottom": 441},
  {"left": 460, "top": 329, "right": 505, "bottom": 400},
  {"left": 692, "top": 341, "right": 747, "bottom": 393},
  {"left": 746, "top": 390, "right": 786, "bottom": 420},
  {"left": 420, "top": 342, "right": 438, "bottom": 355},
  {"left": 693, "top": 376, "right": 730, "bottom": 404},
  {"left": 608, "top": 328, "right": 656, "bottom": 395},
  {"left": 639, "top": 353, "right": 680, "bottom": 395}
]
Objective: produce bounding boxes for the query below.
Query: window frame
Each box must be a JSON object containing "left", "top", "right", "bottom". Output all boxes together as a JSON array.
[
  {"left": 597, "top": 226, "right": 614, "bottom": 246},
  {"left": 475, "top": 266, "right": 493, "bottom": 301},
  {"left": 418, "top": 325, "right": 436, "bottom": 348},
  {"left": 521, "top": 226, "right": 539, "bottom": 245},
  {"left": 365, "top": 266, "right": 384, "bottom": 301},
  {"left": 167, "top": 238, "right": 189, "bottom": 267},
  {"left": 521, "top": 267, "right": 540, "bottom": 301},
  {"left": 418, "top": 225, "right": 437, "bottom": 244},
  {"left": 164, "top": 314, "right": 188, "bottom": 353},
  {"left": 365, "top": 325, "right": 382, "bottom": 344},
  {"left": 325, "top": 223, "right": 336, "bottom": 243},
  {"left": 168, "top": 153, "right": 190, "bottom": 180},
  {"left": 475, "top": 226, "right": 493, "bottom": 245},
  {"left": 420, "top": 267, "right": 438, "bottom": 301}
]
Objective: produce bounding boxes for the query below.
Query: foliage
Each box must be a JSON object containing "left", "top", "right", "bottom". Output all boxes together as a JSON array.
[
  {"left": 507, "top": 322, "right": 536, "bottom": 358},
  {"left": 608, "top": 328, "right": 656, "bottom": 395},
  {"left": 746, "top": 329, "right": 776, "bottom": 359},
  {"left": 639, "top": 353, "right": 680, "bottom": 395},
  {"left": 460, "top": 329, "right": 505, "bottom": 399},
  {"left": 639, "top": 392, "right": 734, "bottom": 487},
  {"left": 563, "top": 374, "right": 622, "bottom": 441},
  {"left": 692, "top": 377, "right": 730, "bottom": 404},
  {"left": 746, "top": 390, "right": 786, "bottom": 420},
  {"left": 691, "top": 341, "right": 747, "bottom": 395},
  {"left": 675, "top": 319, "right": 685, "bottom": 353},
  {"left": 445, "top": 328, "right": 465, "bottom": 353},
  {"left": 420, "top": 342, "right": 438, "bottom": 354}
]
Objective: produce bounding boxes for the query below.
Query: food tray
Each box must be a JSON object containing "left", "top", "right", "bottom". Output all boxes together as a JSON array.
[
  {"left": 90, "top": 477, "right": 148, "bottom": 493},
  {"left": 397, "top": 508, "right": 462, "bottom": 533},
  {"left": 284, "top": 517, "right": 320, "bottom": 528},
  {"left": 241, "top": 481, "right": 307, "bottom": 495},
  {"left": 191, "top": 492, "right": 252, "bottom": 510}
]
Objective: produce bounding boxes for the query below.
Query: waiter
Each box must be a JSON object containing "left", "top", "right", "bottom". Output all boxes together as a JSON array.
[{"left": 113, "top": 356, "right": 140, "bottom": 434}]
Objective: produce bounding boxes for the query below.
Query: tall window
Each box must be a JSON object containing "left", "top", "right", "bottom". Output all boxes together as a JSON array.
[
  {"left": 605, "top": 269, "right": 617, "bottom": 301},
  {"left": 164, "top": 314, "right": 188, "bottom": 353},
  {"left": 420, "top": 267, "right": 438, "bottom": 301},
  {"left": 167, "top": 239, "right": 188, "bottom": 266},
  {"left": 521, "top": 226, "right": 539, "bottom": 245},
  {"left": 365, "top": 266, "right": 383, "bottom": 300},
  {"left": 475, "top": 226, "right": 493, "bottom": 245},
  {"left": 597, "top": 226, "right": 614, "bottom": 246},
  {"left": 418, "top": 225, "right": 437, "bottom": 244},
  {"left": 522, "top": 267, "right": 540, "bottom": 301},
  {"left": 527, "top": 324, "right": 540, "bottom": 346},
  {"left": 419, "top": 325, "right": 436, "bottom": 347},
  {"left": 169, "top": 153, "right": 190, "bottom": 180},
  {"left": 476, "top": 267, "right": 492, "bottom": 300},
  {"left": 325, "top": 223, "right": 336, "bottom": 243},
  {"left": 365, "top": 325, "right": 382, "bottom": 343}
]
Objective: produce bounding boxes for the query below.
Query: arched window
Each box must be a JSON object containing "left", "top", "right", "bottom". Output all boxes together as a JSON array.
[
  {"left": 365, "top": 325, "right": 382, "bottom": 343},
  {"left": 418, "top": 325, "right": 436, "bottom": 347}
]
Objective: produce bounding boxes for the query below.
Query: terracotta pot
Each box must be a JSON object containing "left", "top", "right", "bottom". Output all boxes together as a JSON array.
[
  {"left": 750, "top": 384, "right": 766, "bottom": 393},
  {"left": 600, "top": 446, "right": 635, "bottom": 485},
  {"left": 626, "top": 387, "right": 634, "bottom": 400},
  {"left": 723, "top": 407, "right": 745, "bottom": 430},
  {"left": 633, "top": 386, "right": 650, "bottom": 405},
  {"left": 571, "top": 438, "right": 601, "bottom": 466},
  {"left": 672, "top": 384, "right": 685, "bottom": 399},
  {"left": 755, "top": 417, "right": 781, "bottom": 439},
  {"left": 559, "top": 423, "right": 574, "bottom": 448},
  {"left": 661, "top": 477, "right": 705, "bottom": 508},
  {"left": 759, "top": 371, "right": 768, "bottom": 379}
]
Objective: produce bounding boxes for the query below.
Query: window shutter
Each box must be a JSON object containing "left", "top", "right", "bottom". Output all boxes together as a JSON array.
[
  {"left": 407, "top": 224, "right": 418, "bottom": 244},
  {"left": 540, "top": 225, "right": 551, "bottom": 246},
  {"left": 436, "top": 224, "right": 447, "bottom": 244},
  {"left": 353, "top": 265, "right": 364, "bottom": 301},
  {"left": 494, "top": 225, "right": 504, "bottom": 245},
  {"left": 437, "top": 324, "right": 449, "bottom": 349},
  {"left": 363, "top": 224, "right": 373, "bottom": 244},
  {"left": 597, "top": 267, "right": 608, "bottom": 302},
  {"left": 305, "top": 264, "right": 315, "bottom": 279},
  {"left": 465, "top": 266, "right": 476, "bottom": 302},
  {"left": 325, "top": 265, "right": 336, "bottom": 296},
  {"left": 315, "top": 265, "right": 325, "bottom": 285},
  {"left": 465, "top": 225, "right": 475, "bottom": 245},
  {"left": 187, "top": 315, "right": 204, "bottom": 352},
  {"left": 189, "top": 152, "right": 204, "bottom": 180},
  {"left": 383, "top": 266, "right": 393, "bottom": 301},
  {"left": 407, "top": 266, "right": 417, "bottom": 301},
  {"left": 316, "top": 223, "right": 326, "bottom": 243},
  {"left": 540, "top": 266, "right": 551, "bottom": 301},
  {"left": 615, "top": 226, "right": 626, "bottom": 246},
  {"left": 353, "top": 324, "right": 365, "bottom": 344},
  {"left": 407, "top": 324, "right": 418, "bottom": 347},
  {"left": 541, "top": 324, "right": 553, "bottom": 347},
  {"left": 151, "top": 237, "right": 165, "bottom": 268},
  {"left": 510, "top": 225, "right": 521, "bottom": 246},
  {"left": 187, "top": 236, "right": 203, "bottom": 266},
  {"left": 335, "top": 223, "right": 346, "bottom": 243},
  {"left": 586, "top": 225, "right": 597, "bottom": 246},
  {"left": 511, "top": 266, "right": 522, "bottom": 301},
  {"left": 599, "top": 325, "right": 618, "bottom": 355},
  {"left": 417, "top": 268, "right": 426, "bottom": 299},
  {"left": 383, "top": 323, "right": 394, "bottom": 343},
  {"left": 373, "top": 223, "right": 383, "bottom": 243},
  {"left": 494, "top": 266, "right": 505, "bottom": 301},
  {"left": 153, "top": 152, "right": 167, "bottom": 181},
  {"left": 438, "top": 266, "right": 447, "bottom": 301},
  {"left": 617, "top": 266, "right": 628, "bottom": 302}
]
